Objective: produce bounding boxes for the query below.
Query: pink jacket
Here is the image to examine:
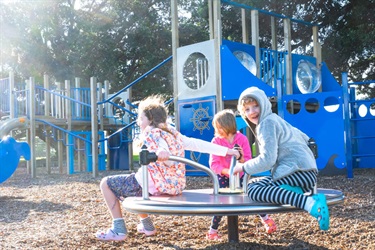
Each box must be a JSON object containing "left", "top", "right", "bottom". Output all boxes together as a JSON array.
[{"left": 209, "top": 131, "right": 252, "bottom": 176}]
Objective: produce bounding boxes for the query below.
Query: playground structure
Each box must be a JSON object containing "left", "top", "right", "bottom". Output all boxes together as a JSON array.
[
  {"left": 0, "top": 74, "right": 135, "bottom": 182},
  {"left": 0, "top": 0, "right": 374, "bottom": 185},
  {"left": 172, "top": 0, "right": 375, "bottom": 178}
]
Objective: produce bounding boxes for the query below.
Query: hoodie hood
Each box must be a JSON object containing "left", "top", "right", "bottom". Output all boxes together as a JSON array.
[{"left": 237, "top": 87, "right": 272, "bottom": 127}]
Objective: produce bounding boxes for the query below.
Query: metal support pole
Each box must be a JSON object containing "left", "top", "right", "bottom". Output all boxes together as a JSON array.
[
  {"left": 140, "top": 145, "right": 152, "bottom": 200},
  {"left": 29, "top": 77, "right": 36, "bottom": 178},
  {"left": 342, "top": 72, "right": 353, "bottom": 178},
  {"left": 229, "top": 156, "right": 240, "bottom": 191},
  {"left": 227, "top": 216, "right": 239, "bottom": 242},
  {"left": 284, "top": 18, "right": 292, "bottom": 95},
  {"left": 251, "top": 10, "right": 260, "bottom": 78},
  {"left": 171, "top": 0, "right": 179, "bottom": 129},
  {"left": 90, "top": 77, "right": 99, "bottom": 177}
]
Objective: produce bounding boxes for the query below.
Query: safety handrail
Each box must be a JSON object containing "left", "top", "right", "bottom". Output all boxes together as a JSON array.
[
  {"left": 139, "top": 146, "right": 219, "bottom": 200},
  {"left": 97, "top": 55, "right": 172, "bottom": 105}
]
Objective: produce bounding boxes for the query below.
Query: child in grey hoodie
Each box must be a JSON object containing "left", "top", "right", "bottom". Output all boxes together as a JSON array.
[{"left": 233, "top": 87, "right": 330, "bottom": 231}]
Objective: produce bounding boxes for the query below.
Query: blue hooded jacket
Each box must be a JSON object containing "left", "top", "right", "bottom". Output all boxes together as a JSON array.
[{"left": 237, "top": 87, "right": 317, "bottom": 181}]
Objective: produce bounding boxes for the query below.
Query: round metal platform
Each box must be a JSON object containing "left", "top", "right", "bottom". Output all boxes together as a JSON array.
[
  {"left": 128, "top": 153, "right": 345, "bottom": 242},
  {"left": 123, "top": 188, "right": 344, "bottom": 216}
]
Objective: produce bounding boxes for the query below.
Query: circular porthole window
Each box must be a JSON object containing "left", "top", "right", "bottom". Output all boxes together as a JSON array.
[
  {"left": 296, "top": 60, "right": 321, "bottom": 94},
  {"left": 286, "top": 99, "right": 301, "bottom": 114},
  {"left": 370, "top": 102, "right": 375, "bottom": 116},
  {"left": 233, "top": 50, "right": 257, "bottom": 76},
  {"left": 305, "top": 98, "right": 319, "bottom": 113},
  {"left": 358, "top": 104, "right": 368, "bottom": 117},
  {"left": 183, "top": 52, "right": 209, "bottom": 90},
  {"left": 323, "top": 96, "right": 340, "bottom": 113}
]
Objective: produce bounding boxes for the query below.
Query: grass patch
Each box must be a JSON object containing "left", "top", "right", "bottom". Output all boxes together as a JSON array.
[{"left": 133, "top": 154, "right": 139, "bottom": 162}]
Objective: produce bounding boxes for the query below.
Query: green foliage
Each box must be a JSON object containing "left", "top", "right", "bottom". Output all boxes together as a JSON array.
[
  {"left": 0, "top": 0, "right": 174, "bottom": 100},
  {"left": 0, "top": 0, "right": 374, "bottom": 98},
  {"left": 323, "top": 0, "right": 375, "bottom": 91}
]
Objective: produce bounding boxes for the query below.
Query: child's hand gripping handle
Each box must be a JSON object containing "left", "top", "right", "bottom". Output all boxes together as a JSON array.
[
  {"left": 139, "top": 145, "right": 158, "bottom": 165},
  {"left": 234, "top": 144, "right": 242, "bottom": 161}
]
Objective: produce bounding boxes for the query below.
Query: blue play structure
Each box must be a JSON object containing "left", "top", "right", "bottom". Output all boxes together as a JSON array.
[
  {"left": 174, "top": 1, "right": 375, "bottom": 177},
  {"left": 0, "top": 0, "right": 374, "bottom": 182},
  {"left": 0, "top": 75, "right": 133, "bottom": 181}
]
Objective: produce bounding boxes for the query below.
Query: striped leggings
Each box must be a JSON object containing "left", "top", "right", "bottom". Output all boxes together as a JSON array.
[{"left": 247, "top": 170, "right": 317, "bottom": 210}]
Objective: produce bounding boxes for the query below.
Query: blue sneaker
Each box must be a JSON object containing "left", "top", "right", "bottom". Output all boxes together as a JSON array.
[
  {"left": 279, "top": 184, "right": 304, "bottom": 194},
  {"left": 309, "top": 193, "right": 330, "bottom": 231}
]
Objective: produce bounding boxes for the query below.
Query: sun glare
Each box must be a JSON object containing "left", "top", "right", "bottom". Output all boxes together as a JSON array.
[{"left": 1, "top": 0, "right": 18, "bottom": 4}]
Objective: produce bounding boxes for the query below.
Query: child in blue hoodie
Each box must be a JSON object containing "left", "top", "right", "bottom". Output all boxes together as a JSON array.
[{"left": 233, "top": 87, "right": 330, "bottom": 231}]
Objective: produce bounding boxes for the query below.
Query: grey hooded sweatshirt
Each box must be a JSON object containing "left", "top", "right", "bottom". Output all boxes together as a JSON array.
[{"left": 238, "top": 87, "right": 317, "bottom": 181}]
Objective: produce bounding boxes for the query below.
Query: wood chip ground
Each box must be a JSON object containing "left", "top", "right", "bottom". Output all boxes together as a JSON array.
[{"left": 1, "top": 167, "right": 374, "bottom": 249}]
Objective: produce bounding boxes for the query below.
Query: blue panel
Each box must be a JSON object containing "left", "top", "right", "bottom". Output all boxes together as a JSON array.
[
  {"left": 353, "top": 100, "right": 375, "bottom": 168},
  {"left": 178, "top": 96, "right": 216, "bottom": 176},
  {"left": 108, "top": 131, "right": 130, "bottom": 170},
  {"left": 292, "top": 54, "right": 317, "bottom": 94},
  {"left": 321, "top": 62, "right": 341, "bottom": 92},
  {"left": 222, "top": 40, "right": 256, "bottom": 57},
  {"left": 282, "top": 91, "right": 346, "bottom": 175},
  {"left": 235, "top": 116, "right": 248, "bottom": 132},
  {"left": 221, "top": 43, "right": 276, "bottom": 100}
]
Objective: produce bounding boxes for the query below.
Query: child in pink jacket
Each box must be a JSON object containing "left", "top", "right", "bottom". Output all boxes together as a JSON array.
[{"left": 206, "top": 109, "right": 277, "bottom": 240}]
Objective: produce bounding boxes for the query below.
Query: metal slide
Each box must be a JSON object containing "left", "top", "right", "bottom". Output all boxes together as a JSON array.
[{"left": 0, "top": 117, "right": 29, "bottom": 138}]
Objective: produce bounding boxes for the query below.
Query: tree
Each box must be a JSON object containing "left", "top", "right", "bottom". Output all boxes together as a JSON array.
[
  {"left": 1, "top": 1, "right": 86, "bottom": 83},
  {"left": 321, "top": 0, "right": 375, "bottom": 98},
  {"left": 1, "top": 0, "right": 374, "bottom": 99},
  {"left": 0, "top": 0, "right": 174, "bottom": 100}
]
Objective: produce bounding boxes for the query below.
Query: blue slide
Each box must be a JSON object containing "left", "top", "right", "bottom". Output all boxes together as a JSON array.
[{"left": 0, "top": 117, "right": 31, "bottom": 183}]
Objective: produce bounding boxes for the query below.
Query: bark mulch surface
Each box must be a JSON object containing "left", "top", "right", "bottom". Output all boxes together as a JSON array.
[{"left": 0, "top": 167, "right": 374, "bottom": 250}]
